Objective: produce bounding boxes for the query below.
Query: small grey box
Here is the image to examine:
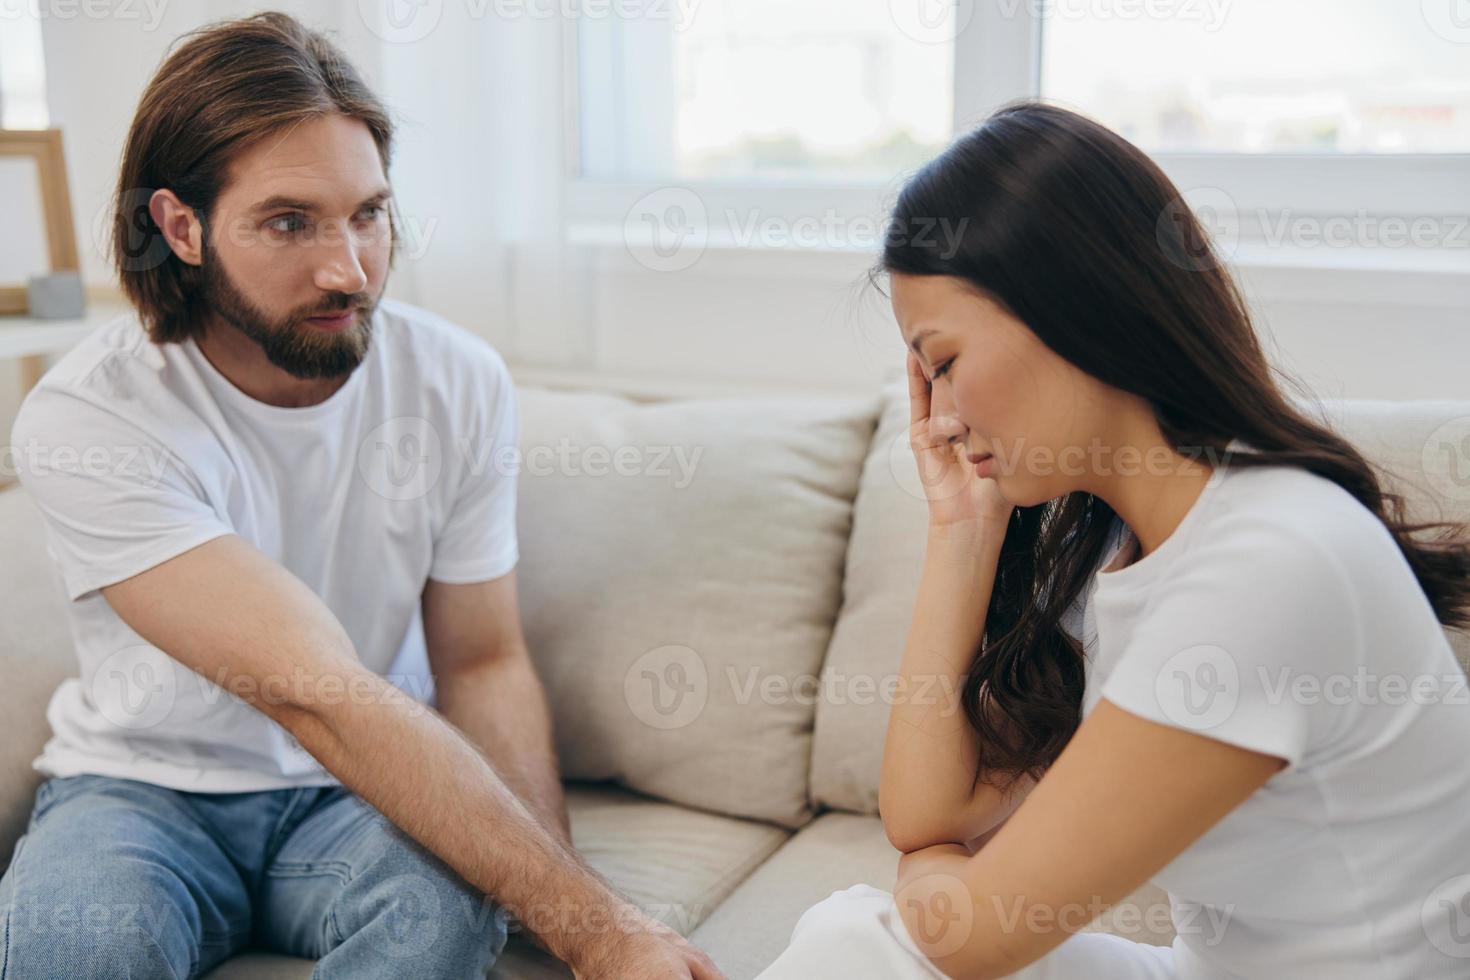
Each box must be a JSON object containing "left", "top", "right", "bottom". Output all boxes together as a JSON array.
[{"left": 27, "top": 271, "right": 87, "bottom": 319}]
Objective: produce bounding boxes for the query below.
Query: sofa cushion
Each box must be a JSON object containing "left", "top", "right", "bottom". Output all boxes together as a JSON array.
[
  {"left": 514, "top": 388, "right": 877, "bottom": 827},
  {"left": 0, "top": 485, "right": 78, "bottom": 871},
  {"left": 811, "top": 387, "right": 1470, "bottom": 815},
  {"left": 198, "top": 782, "right": 790, "bottom": 979},
  {"left": 688, "top": 811, "right": 1175, "bottom": 980}
]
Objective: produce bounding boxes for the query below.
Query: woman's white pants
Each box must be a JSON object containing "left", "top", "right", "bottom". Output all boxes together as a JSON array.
[{"left": 755, "top": 884, "right": 1179, "bottom": 980}]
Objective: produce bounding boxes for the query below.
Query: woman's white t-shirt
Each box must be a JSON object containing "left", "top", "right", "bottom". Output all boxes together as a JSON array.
[
  {"left": 10, "top": 299, "right": 520, "bottom": 792},
  {"left": 1067, "top": 452, "right": 1470, "bottom": 978}
]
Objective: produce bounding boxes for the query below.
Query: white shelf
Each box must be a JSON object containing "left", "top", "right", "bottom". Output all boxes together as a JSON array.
[{"left": 0, "top": 305, "right": 127, "bottom": 361}]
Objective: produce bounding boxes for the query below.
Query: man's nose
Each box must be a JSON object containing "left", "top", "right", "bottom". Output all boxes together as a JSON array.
[{"left": 313, "top": 232, "right": 369, "bottom": 295}]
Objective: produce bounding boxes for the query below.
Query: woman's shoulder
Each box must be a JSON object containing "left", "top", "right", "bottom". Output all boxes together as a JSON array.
[{"left": 1206, "top": 458, "right": 1400, "bottom": 566}]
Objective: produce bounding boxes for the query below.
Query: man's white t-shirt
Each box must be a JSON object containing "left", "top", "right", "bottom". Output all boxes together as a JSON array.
[
  {"left": 10, "top": 298, "right": 520, "bottom": 792},
  {"left": 1066, "top": 450, "right": 1470, "bottom": 978}
]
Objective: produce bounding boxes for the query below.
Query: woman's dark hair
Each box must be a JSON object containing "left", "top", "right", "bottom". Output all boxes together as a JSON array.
[
  {"left": 880, "top": 100, "right": 1470, "bottom": 794},
  {"left": 111, "top": 11, "right": 396, "bottom": 343}
]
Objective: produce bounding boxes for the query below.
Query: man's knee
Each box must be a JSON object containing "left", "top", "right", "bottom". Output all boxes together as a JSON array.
[
  {"left": 1, "top": 778, "right": 227, "bottom": 980},
  {"left": 1, "top": 862, "right": 192, "bottom": 979},
  {"left": 335, "top": 830, "right": 508, "bottom": 972}
]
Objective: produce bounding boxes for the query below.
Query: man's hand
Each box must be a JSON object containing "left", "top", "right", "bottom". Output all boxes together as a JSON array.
[{"left": 569, "top": 912, "right": 726, "bottom": 980}]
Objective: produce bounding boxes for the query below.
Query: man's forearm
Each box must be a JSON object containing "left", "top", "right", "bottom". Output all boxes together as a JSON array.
[
  {"left": 283, "top": 662, "right": 619, "bottom": 970},
  {"left": 435, "top": 650, "right": 571, "bottom": 845}
]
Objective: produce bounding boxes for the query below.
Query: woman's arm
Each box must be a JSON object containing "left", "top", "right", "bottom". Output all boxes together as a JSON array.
[
  {"left": 880, "top": 522, "right": 1034, "bottom": 852},
  {"left": 893, "top": 699, "right": 1286, "bottom": 980},
  {"left": 881, "top": 352, "right": 1026, "bottom": 853}
]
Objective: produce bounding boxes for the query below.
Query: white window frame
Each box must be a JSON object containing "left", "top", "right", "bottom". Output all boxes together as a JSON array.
[{"left": 562, "top": 2, "right": 1470, "bottom": 272}]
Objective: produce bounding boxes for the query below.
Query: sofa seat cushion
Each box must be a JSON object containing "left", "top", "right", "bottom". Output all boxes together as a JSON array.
[
  {"left": 689, "top": 812, "right": 1175, "bottom": 980},
  {"left": 201, "top": 782, "right": 790, "bottom": 978}
]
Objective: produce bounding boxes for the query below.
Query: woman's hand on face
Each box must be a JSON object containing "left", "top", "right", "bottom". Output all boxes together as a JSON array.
[{"left": 906, "top": 352, "right": 1014, "bottom": 531}]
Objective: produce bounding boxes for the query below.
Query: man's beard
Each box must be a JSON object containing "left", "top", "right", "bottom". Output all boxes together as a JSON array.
[{"left": 200, "top": 253, "right": 378, "bottom": 380}]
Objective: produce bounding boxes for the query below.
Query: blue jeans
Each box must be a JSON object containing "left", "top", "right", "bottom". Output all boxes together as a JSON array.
[{"left": 0, "top": 774, "right": 508, "bottom": 979}]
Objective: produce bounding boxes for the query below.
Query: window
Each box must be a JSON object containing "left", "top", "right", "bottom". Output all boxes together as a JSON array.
[
  {"left": 577, "top": 0, "right": 954, "bottom": 182},
  {"left": 569, "top": 1, "right": 1469, "bottom": 253},
  {"left": 0, "top": 8, "right": 49, "bottom": 129},
  {"left": 1041, "top": 0, "right": 1470, "bottom": 154}
]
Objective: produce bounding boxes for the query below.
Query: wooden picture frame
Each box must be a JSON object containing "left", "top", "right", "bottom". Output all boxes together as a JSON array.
[{"left": 0, "top": 129, "right": 79, "bottom": 315}]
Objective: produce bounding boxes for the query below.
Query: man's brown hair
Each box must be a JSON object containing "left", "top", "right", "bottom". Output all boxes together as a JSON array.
[{"left": 111, "top": 11, "right": 396, "bottom": 343}]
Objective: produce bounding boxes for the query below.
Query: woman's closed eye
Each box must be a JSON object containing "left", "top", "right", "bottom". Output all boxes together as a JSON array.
[{"left": 931, "top": 358, "right": 955, "bottom": 381}]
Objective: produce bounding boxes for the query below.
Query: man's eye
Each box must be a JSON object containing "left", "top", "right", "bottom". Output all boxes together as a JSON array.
[
  {"left": 356, "top": 205, "right": 383, "bottom": 221},
  {"left": 267, "top": 214, "right": 307, "bottom": 233},
  {"left": 932, "top": 358, "right": 955, "bottom": 380}
]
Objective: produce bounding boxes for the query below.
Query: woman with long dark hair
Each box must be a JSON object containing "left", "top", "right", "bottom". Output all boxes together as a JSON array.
[{"left": 758, "top": 102, "right": 1470, "bottom": 979}]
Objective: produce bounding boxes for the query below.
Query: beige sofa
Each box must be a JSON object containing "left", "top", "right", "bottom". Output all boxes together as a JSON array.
[{"left": 2, "top": 381, "right": 1467, "bottom": 979}]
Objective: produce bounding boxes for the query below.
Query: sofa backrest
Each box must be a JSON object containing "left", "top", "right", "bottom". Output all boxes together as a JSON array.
[
  {"left": 810, "top": 391, "right": 1470, "bottom": 815},
  {"left": 512, "top": 387, "right": 879, "bottom": 828},
  {"left": 0, "top": 486, "right": 78, "bottom": 866}
]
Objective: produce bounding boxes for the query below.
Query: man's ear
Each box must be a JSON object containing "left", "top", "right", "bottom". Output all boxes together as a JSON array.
[{"left": 149, "top": 189, "right": 205, "bottom": 266}]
